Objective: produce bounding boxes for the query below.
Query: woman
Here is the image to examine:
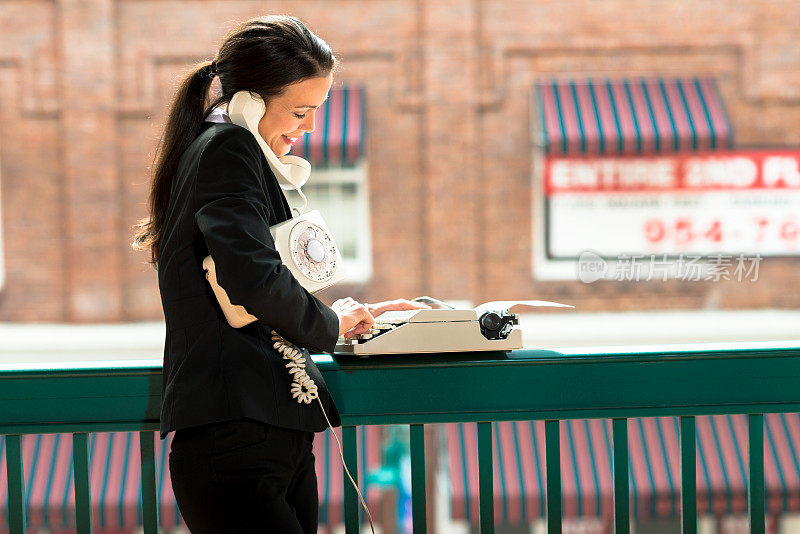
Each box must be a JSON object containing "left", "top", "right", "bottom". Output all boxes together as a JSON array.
[{"left": 132, "top": 15, "right": 425, "bottom": 533}]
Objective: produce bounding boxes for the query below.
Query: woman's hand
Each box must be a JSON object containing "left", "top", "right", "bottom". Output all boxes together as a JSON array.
[
  {"left": 366, "top": 299, "right": 431, "bottom": 318},
  {"left": 331, "top": 298, "right": 375, "bottom": 339}
]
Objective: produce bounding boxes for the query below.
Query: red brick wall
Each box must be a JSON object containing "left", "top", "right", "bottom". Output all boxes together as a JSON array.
[{"left": 0, "top": 0, "right": 798, "bottom": 322}]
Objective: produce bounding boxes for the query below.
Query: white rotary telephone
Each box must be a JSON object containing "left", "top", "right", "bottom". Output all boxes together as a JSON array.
[{"left": 202, "top": 90, "right": 346, "bottom": 329}]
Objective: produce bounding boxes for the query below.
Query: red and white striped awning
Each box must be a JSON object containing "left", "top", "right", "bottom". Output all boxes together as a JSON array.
[
  {"left": 447, "top": 414, "right": 800, "bottom": 525},
  {"left": 291, "top": 85, "right": 366, "bottom": 167},
  {"left": 535, "top": 78, "right": 733, "bottom": 155},
  {"left": 0, "top": 426, "right": 382, "bottom": 532},
  {"left": 0, "top": 432, "right": 182, "bottom": 532}
]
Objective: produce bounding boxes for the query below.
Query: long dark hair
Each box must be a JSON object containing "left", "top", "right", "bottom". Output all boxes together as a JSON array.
[{"left": 132, "top": 15, "right": 336, "bottom": 266}]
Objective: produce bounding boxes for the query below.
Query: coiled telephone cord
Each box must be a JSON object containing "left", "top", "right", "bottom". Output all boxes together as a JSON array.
[{"left": 271, "top": 330, "right": 376, "bottom": 534}]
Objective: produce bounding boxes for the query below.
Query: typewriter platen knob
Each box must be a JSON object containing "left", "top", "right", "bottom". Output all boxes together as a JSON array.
[
  {"left": 481, "top": 312, "right": 501, "bottom": 331},
  {"left": 479, "top": 310, "right": 517, "bottom": 340},
  {"left": 479, "top": 311, "right": 502, "bottom": 339}
]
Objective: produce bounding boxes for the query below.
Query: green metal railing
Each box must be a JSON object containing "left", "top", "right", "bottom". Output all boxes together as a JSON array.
[{"left": 1, "top": 341, "right": 799, "bottom": 533}]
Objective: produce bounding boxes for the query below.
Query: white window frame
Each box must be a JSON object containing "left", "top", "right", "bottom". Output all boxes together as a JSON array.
[{"left": 287, "top": 163, "right": 372, "bottom": 283}]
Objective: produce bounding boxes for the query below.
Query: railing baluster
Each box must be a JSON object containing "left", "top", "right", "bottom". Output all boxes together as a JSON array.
[
  {"left": 613, "top": 418, "right": 630, "bottom": 534},
  {"left": 343, "top": 426, "right": 359, "bottom": 534},
  {"left": 749, "top": 414, "right": 765, "bottom": 534},
  {"left": 545, "top": 420, "right": 561, "bottom": 534},
  {"left": 680, "top": 416, "right": 697, "bottom": 534},
  {"left": 5, "top": 435, "right": 26, "bottom": 534},
  {"left": 477, "top": 422, "right": 494, "bottom": 533},
  {"left": 73, "top": 432, "right": 92, "bottom": 533},
  {"left": 410, "top": 423, "right": 427, "bottom": 534},
  {"left": 139, "top": 431, "right": 158, "bottom": 533}
]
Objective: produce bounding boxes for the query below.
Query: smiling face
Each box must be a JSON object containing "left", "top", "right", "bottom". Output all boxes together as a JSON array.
[{"left": 257, "top": 72, "right": 333, "bottom": 156}]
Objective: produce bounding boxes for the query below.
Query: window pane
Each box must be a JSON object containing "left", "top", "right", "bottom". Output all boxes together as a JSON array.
[{"left": 342, "top": 183, "right": 357, "bottom": 198}]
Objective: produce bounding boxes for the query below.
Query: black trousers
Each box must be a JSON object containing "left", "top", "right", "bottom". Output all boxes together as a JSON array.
[{"left": 169, "top": 418, "right": 318, "bottom": 533}]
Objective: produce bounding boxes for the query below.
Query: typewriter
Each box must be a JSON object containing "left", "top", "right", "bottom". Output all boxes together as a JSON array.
[{"left": 334, "top": 297, "right": 573, "bottom": 356}]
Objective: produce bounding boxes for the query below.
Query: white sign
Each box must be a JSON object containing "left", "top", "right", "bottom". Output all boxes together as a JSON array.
[{"left": 545, "top": 152, "right": 800, "bottom": 257}]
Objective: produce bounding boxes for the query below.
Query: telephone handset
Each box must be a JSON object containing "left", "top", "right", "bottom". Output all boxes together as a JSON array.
[{"left": 227, "top": 90, "right": 311, "bottom": 191}]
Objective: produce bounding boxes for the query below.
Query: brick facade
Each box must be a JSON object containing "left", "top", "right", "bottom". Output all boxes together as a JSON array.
[{"left": 0, "top": 0, "right": 798, "bottom": 322}]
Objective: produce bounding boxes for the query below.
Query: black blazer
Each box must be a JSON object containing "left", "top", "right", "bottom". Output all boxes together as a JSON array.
[{"left": 157, "top": 121, "right": 341, "bottom": 439}]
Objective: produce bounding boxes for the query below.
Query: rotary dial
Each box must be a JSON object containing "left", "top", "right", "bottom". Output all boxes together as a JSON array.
[{"left": 288, "top": 221, "right": 339, "bottom": 283}]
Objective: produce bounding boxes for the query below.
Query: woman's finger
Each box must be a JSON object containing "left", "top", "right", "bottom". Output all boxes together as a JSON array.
[
  {"left": 353, "top": 321, "right": 371, "bottom": 335},
  {"left": 358, "top": 308, "right": 375, "bottom": 328},
  {"left": 371, "top": 299, "right": 431, "bottom": 317},
  {"left": 393, "top": 301, "right": 430, "bottom": 310},
  {"left": 343, "top": 320, "right": 372, "bottom": 339}
]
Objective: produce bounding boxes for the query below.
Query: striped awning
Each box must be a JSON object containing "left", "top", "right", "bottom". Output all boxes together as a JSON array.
[
  {"left": 0, "top": 426, "right": 382, "bottom": 532},
  {"left": 535, "top": 78, "right": 733, "bottom": 155},
  {"left": 447, "top": 414, "right": 800, "bottom": 525},
  {"left": 291, "top": 85, "right": 365, "bottom": 167},
  {"left": 0, "top": 432, "right": 183, "bottom": 532}
]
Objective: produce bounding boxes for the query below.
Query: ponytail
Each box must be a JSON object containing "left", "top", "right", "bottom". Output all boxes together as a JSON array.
[{"left": 132, "top": 61, "right": 222, "bottom": 265}]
